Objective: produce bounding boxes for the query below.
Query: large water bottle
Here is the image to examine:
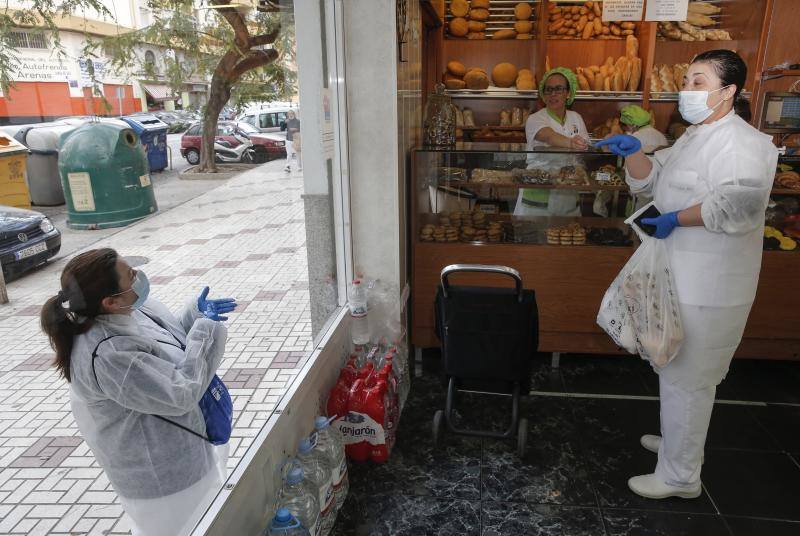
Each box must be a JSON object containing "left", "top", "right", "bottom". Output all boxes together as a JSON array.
[
  {"left": 276, "top": 467, "right": 320, "bottom": 536},
  {"left": 267, "top": 507, "right": 311, "bottom": 536},
  {"left": 314, "top": 416, "right": 349, "bottom": 513},
  {"left": 349, "top": 280, "right": 369, "bottom": 346},
  {"left": 297, "top": 439, "right": 335, "bottom": 536}
]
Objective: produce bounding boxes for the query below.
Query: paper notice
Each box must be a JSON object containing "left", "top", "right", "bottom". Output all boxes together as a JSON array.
[
  {"left": 602, "top": 0, "right": 644, "bottom": 22},
  {"left": 139, "top": 174, "right": 151, "bottom": 187},
  {"left": 67, "top": 172, "right": 95, "bottom": 212},
  {"left": 645, "top": 0, "right": 689, "bottom": 21}
]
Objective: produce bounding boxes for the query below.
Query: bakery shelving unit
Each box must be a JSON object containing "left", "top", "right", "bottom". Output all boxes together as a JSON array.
[{"left": 415, "top": 0, "right": 800, "bottom": 359}]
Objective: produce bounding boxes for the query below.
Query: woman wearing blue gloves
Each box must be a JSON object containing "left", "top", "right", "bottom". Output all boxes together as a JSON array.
[
  {"left": 41, "top": 248, "right": 237, "bottom": 535},
  {"left": 596, "top": 50, "right": 778, "bottom": 500}
]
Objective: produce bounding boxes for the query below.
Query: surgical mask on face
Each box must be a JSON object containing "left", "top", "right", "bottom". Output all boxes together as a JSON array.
[
  {"left": 678, "top": 85, "right": 731, "bottom": 124},
  {"left": 111, "top": 270, "right": 150, "bottom": 310}
]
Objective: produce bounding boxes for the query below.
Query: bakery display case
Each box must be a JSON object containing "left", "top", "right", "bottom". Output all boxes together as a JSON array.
[{"left": 415, "top": 0, "right": 800, "bottom": 359}]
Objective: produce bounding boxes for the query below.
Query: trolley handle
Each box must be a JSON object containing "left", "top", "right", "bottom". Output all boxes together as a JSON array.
[{"left": 440, "top": 264, "right": 523, "bottom": 301}]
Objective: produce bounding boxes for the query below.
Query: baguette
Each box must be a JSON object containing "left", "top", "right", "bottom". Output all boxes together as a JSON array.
[
  {"left": 625, "top": 35, "right": 639, "bottom": 59},
  {"left": 592, "top": 73, "right": 605, "bottom": 91},
  {"left": 584, "top": 68, "right": 596, "bottom": 86},
  {"left": 688, "top": 1, "right": 721, "bottom": 15},
  {"left": 613, "top": 70, "right": 624, "bottom": 92},
  {"left": 578, "top": 74, "right": 590, "bottom": 91},
  {"left": 629, "top": 57, "right": 642, "bottom": 91},
  {"left": 603, "top": 76, "right": 611, "bottom": 92},
  {"left": 687, "top": 12, "right": 716, "bottom": 27},
  {"left": 582, "top": 21, "right": 594, "bottom": 39}
]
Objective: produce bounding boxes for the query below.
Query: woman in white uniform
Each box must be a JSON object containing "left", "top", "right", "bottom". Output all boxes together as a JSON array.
[
  {"left": 41, "top": 248, "right": 237, "bottom": 535},
  {"left": 515, "top": 67, "right": 590, "bottom": 216},
  {"left": 619, "top": 104, "right": 668, "bottom": 153},
  {"left": 597, "top": 50, "right": 778, "bottom": 499}
]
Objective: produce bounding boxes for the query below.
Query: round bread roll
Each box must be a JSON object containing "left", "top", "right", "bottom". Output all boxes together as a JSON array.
[
  {"left": 516, "top": 33, "right": 532, "bottom": 40},
  {"left": 472, "top": 0, "right": 490, "bottom": 8},
  {"left": 450, "top": 0, "right": 469, "bottom": 17},
  {"left": 467, "top": 67, "right": 487, "bottom": 76},
  {"left": 464, "top": 70, "right": 490, "bottom": 90},
  {"left": 514, "top": 2, "right": 533, "bottom": 20},
  {"left": 514, "top": 20, "right": 533, "bottom": 34},
  {"left": 492, "top": 62, "right": 518, "bottom": 88},
  {"left": 492, "top": 29, "right": 517, "bottom": 40},
  {"left": 447, "top": 60, "right": 467, "bottom": 77},
  {"left": 444, "top": 78, "right": 466, "bottom": 90},
  {"left": 467, "top": 20, "right": 486, "bottom": 32},
  {"left": 469, "top": 8, "right": 490, "bottom": 21},
  {"left": 517, "top": 68, "right": 534, "bottom": 80},
  {"left": 449, "top": 17, "right": 469, "bottom": 37},
  {"left": 516, "top": 77, "right": 536, "bottom": 90},
  {"left": 466, "top": 31, "right": 486, "bottom": 39}
]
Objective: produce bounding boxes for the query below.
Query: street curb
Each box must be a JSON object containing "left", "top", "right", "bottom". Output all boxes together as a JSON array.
[{"left": 179, "top": 163, "right": 260, "bottom": 180}]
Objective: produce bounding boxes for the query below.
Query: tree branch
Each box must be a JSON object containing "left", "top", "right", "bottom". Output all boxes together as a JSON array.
[
  {"left": 230, "top": 49, "right": 278, "bottom": 80},
  {"left": 249, "top": 27, "right": 281, "bottom": 47},
  {"left": 210, "top": 0, "right": 250, "bottom": 50}
]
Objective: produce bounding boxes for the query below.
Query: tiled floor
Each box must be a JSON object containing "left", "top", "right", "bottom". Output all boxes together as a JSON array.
[
  {"left": 332, "top": 352, "right": 800, "bottom": 536},
  {"left": 0, "top": 161, "right": 314, "bottom": 534}
]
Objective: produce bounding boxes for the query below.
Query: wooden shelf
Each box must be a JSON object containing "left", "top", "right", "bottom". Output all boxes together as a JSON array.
[
  {"left": 446, "top": 89, "right": 645, "bottom": 101},
  {"left": 462, "top": 181, "right": 628, "bottom": 192},
  {"left": 771, "top": 188, "right": 800, "bottom": 195},
  {"left": 460, "top": 125, "right": 524, "bottom": 131}
]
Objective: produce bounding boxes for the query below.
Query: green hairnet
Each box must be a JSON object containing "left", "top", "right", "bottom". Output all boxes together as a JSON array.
[
  {"left": 539, "top": 67, "right": 578, "bottom": 106},
  {"left": 620, "top": 105, "right": 651, "bottom": 127}
]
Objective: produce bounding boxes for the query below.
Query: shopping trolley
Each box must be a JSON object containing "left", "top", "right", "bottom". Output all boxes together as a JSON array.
[{"left": 432, "top": 264, "right": 539, "bottom": 457}]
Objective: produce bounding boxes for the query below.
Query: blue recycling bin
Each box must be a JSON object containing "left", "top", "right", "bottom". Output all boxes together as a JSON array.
[{"left": 121, "top": 114, "right": 168, "bottom": 172}]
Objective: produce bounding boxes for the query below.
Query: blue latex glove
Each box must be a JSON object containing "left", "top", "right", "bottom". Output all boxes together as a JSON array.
[
  {"left": 594, "top": 134, "right": 642, "bottom": 157},
  {"left": 198, "top": 286, "right": 237, "bottom": 322},
  {"left": 641, "top": 211, "right": 681, "bottom": 239}
]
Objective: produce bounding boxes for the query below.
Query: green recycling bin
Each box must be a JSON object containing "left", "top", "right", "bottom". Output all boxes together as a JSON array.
[{"left": 59, "top": 122, "right": 158, "bottom": 230}]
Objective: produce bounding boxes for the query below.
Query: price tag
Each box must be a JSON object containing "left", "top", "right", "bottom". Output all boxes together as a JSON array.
[
  {"left": 595, "top": 171, "right": 612, "bottom": 183},
  {"left": 645, "top": 0, "right": 689, "bottom": 21},
  {"left": 602, "top": 0, "right": 645, "bottom": 22}
]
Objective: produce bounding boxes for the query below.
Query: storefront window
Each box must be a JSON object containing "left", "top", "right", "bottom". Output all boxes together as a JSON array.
[{"left": 0, "top": 0, "right": 350, "bottom": 532}]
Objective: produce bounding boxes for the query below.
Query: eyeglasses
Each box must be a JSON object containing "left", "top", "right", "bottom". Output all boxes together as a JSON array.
[{"left": 543, "top": 86, "right": 569, "bottom": 95}]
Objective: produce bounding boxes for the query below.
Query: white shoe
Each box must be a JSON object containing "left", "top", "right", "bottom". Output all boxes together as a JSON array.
[
  {"left": 628, "top": 473, "right": 701, "bottom": 500},
  {"left": 640, "top": 435, "right": 704, "bottom": 463},
  {"left": 284, "top": 166, "right": 291, "bottom": 172}
]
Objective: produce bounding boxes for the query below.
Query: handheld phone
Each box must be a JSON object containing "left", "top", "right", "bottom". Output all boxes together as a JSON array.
[{"left": 633, "top": 205, "right": 662, "bottom": 237}]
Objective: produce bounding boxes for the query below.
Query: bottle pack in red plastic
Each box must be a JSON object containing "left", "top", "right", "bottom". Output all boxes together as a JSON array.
[{"left": 327, "top": 345, "right": 402, "bottom": 463}]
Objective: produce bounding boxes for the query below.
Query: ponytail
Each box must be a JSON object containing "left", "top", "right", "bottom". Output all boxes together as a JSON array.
[
  {"left": 40, "top": 248, "right": 121, "bottom": 382},
  {"left": 734, "top": 95, "right": 752, "bottom": 122}
]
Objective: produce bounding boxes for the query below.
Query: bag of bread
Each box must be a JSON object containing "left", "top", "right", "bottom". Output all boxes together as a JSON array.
[
  {"left": 462, "top": 108, "right": 475, "bottom": 127},
  {"left": 598, "top": 203, "right": 684, "bottom": 368},
  {"left": 499, "top": 109, "right": 512, "bottom": 126},
  {"left": 511, "top": 107, "right": 523, "bottom": 126}
]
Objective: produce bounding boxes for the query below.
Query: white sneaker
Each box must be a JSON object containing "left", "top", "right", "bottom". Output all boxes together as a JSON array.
[
  {"left": 628, "top": 473, "right": 702, "bottom": 500},
  {"left": 640, "top": 435, "right": 704, "bottom": 463},
  {"left": 284, "top": 166, "right": 291, "bottom": 172}
]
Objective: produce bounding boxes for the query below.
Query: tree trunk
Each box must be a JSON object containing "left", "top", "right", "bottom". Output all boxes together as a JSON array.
[{"left": 199, "top": 77, "right": 232, "bottom": 173}]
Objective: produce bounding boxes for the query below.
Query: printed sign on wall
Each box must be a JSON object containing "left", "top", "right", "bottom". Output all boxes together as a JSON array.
[
  {"left": 602, "top": 0, "right": 645, "bottom": 22},
  {"left": 645, "top": 0, "right": 690, "bottom": 21}
]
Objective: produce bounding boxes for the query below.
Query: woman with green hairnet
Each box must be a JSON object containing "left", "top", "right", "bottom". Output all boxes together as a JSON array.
[
  {"left": 618, "top": 104, "right": 668, "bottom": 153},
  {"left": 515, "top": 67, "right": 590, "bottom": 217}
]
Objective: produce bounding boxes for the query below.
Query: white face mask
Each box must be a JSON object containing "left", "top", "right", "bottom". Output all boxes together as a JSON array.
[{"left": 678, "top": 85, "right": 731, "bottom": 125}]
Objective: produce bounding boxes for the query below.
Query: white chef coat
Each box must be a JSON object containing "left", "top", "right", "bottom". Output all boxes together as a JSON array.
[
  {"left": 626, "top": 110, "right": 778, "bottom": 389},
  {"left": 515, "top": 108, "right": 589, "bottom": 216}
]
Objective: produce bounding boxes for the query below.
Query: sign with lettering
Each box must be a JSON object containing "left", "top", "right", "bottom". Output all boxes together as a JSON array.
[
  {"left": 13, "top": 55, "right": 71, "bottom": 82},
  {"left": 602, "top": 0, "right": 645, "bottom": 22},
  {"left": 645, "top": 0, "right": 689, "bottom": 21}
]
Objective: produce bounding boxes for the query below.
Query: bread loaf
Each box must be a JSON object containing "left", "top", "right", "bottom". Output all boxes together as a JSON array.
[
  {"left": 447, "top": 60, "right": 467, "bottom": 77},
  {"left": 625, "top": 35, "right": 639, "bottom": 59},
  {"left": 592, "top": 73, "right": 605, "bottom": 92},
  {"left": 467, "top": 32, "right": 486, "bottom": 39},
  {"left": 445, "top": 78, "right": 467, "bottom": 90},
  {"left": 516, "top": 77, "right": 536, "bottom": 90},
  {"left": 687, "top": 12, "right": 715, "bottom": 27},
  {"left": 472, "top": 0, "right": 490, "bottom": 9},
  {"left": 688, "top": 1, "right": 721, "bottom": 15},
  {"left": 577, "top": 74, "right": 590, "bottom": 91},
  {"left": 514, "top": 20, "right": 533, "bottom": 34},
  {"left": 613, "top": 70, "right": 624, "bottom": 92},
  {"left": 450, "top": 0, "right": 469, "bottom": 17},
  {"left": 584, "top": 68, "right": 596, "bottom": 87},
  {"left": 516, "top": 33, "right": 533, "bottom": 40},
  {"left": 464, "top": 70, "right": 490, "bottom": 90},
  {"left": 492, "top": 62, "right": 519, "bottom": 87},
  {"left": 470, "top": 8, "right": 490, "bottom": 21},
  {"left": 468, "top": 20, "right": 486, "bottom": 32},
  {"left": 450, "top": 17, "right": 469, "bottom": 37},
  {"left": 492, "top": 29, "right": 517, "bottom": 40},
  {"left": 514, "top": 2, "right": 532, "bottom": 20}
]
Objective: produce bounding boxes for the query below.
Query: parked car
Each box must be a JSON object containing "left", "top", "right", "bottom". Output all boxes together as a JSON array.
[
  {"left": 0, "top": 206, "right": 61, "bottom": 281},
  {"left": 237, "top": 107, "right": 297, "bottom": 134},
  {"left": 180, "top": 121, "right": 286, "bottom": 165}
]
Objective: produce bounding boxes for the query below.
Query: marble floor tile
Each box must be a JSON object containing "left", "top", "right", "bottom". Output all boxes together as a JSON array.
[
  {"left": 748, "top": 404, "right": 800, "bottom": 454},
  {"left": 724, "top": 515, "right": 800, "bottom": 536},
  {"left": 558, "top": 354, "right": 654, "bottom": 397},
  {"left": 602, "top": 509, "right": 730, "bottom": 536},
  {"left": 481, "top": 502, "right": 605, "bottom": 536},
  {"left": 705, "top": 404, "right": 782, "bottom": 452},
  {"left": 331, "top": 493, "right": 480, "bottom": 536},
  {"left": 715, "top": 359, "right": 800, "bottom": 404},
  {"left": 570, "top": 397, "right": 661, "bottom": 448}
]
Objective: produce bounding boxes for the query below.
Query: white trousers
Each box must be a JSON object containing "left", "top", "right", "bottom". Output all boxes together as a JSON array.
[
  {"left": 122, "top": 444, "right": 229, "bottom": 536},
  {"left": 655, "top": 375, "right": 715, "bottom": 488}
]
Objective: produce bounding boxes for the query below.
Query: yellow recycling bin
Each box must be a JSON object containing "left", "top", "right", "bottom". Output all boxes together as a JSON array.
[{"left": 0, "top": 135, "right": 31, "bottom": 209}]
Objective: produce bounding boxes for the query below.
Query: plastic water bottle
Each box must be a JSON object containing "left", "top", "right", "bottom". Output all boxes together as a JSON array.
[
  {"left": 297, "top": 439, "right": 335, "bottom": 536},
  {"left": 267, "top": 508, "right": 311, "bottom": 536},
  {"left": 277, "top": 467, "right": 320, "bottom": 536},
  {"left": 314, "top": 416, "right": 349, "bottom": 513},
  {"left": 349, "top": 280, "right": 369, "bottom": 345}
]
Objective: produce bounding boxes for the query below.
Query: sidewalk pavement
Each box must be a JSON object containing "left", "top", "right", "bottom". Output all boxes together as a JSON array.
[{"left": 0, "top": 161, "right": 314, "bottom": 535}]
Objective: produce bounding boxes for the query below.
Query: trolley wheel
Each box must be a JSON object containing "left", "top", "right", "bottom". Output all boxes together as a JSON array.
[
  {"left": 517, "top": 418, "right": 528, "bottom": 458},
  {"left": 432, "top": 410, "right": 444, "bottom": 446}
]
